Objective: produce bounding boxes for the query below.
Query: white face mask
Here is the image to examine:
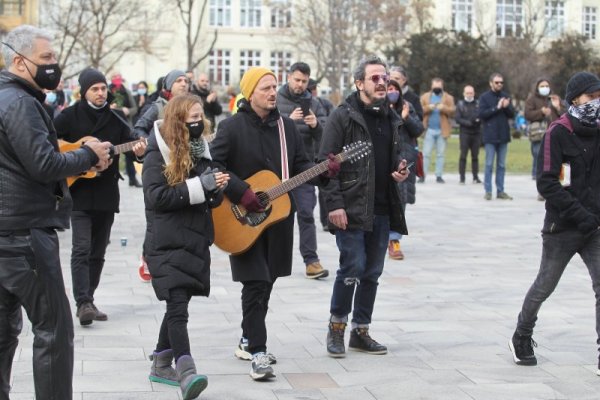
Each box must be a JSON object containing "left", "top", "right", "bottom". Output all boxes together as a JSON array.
[
  {"left": 538, "top": 87, "right": 550, "bottom": 96},
  {"left": 464, "top": 96, "right": 474, "bottom": 102}
]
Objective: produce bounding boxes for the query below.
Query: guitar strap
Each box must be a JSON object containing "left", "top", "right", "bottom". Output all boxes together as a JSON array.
[{"left": 277, "top": 117, "right": 289, "bottom": 182}]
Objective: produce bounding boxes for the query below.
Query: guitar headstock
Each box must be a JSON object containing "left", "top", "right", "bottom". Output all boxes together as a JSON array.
[{"left": 339, "top": 140, "right": 372, "bottom": 164}]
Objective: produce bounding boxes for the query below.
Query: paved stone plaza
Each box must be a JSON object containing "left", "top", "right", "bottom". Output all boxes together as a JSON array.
[{"left": 9, "top": 173, "right": 600, "bottom": 399}]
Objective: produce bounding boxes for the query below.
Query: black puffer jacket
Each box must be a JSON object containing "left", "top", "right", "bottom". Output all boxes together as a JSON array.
[
  {"left": 318, "top": 92, "right": 407, "bottom": 234},
  {"left": 0, "top": 71, "right": 97, "bottom": 229},
  {"left": 143, "top": 122, "right": 222, "bottom": 300}
]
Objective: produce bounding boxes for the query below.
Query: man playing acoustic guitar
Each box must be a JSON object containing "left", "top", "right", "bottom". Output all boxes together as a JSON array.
[
  {"left": 210, "top": 67, "right": 340, "bottom": 381},
  {"left": 54, "top": 67, "right": 146, "bottom": 326}
]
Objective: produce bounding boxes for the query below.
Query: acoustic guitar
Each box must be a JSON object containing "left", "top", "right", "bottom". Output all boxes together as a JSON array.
[
  {"left": 58, "top": 136, "right": 146, "bottom": 187},
  {"left": 212, "top": 141, "right": 371, "bottom": 255}
]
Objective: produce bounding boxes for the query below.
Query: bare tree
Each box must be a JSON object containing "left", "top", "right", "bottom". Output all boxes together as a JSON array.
[
  {"left": 410, "top": 0, "right": 433, "bottom": 34},
  {"left": 43, "top": 0, "right": 158, "bottom": 79},
  {"left": 173, "top": 0, "right": 218, "bottom": 72}
]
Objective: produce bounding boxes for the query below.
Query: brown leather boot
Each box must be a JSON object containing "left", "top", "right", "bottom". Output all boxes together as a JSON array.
[{"left": 305, "top": 262, "right": 329, "bottom": 279}]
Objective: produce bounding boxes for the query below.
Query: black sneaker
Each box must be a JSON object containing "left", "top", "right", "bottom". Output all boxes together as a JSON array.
[
  {"left": 436, "top": 176, "right": 445, "bottom": 184},
  {"left": 250, "top": 352, "right": 275, "bottom": 381},
  {"left": 508, "top": 331, "right": 537, "bottom": 366},
  {"left": 327, "top": 322, "right": 346, "bottom": 358},
  {"left": 348, "top": 327, "right": 387, "bottom": 355}
]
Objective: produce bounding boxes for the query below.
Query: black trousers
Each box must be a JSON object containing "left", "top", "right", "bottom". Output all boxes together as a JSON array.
[
  {"left": 70, "top": 210, "right": 115, "bottom": 307},
  {"left": 156, "top": 288, "right": 192, "bottom": 361},
  {"left": 241, "top": 280, "right": 274, "bottom": 355},
  {"left": 125, "top": 153, "right": 137, "bottom": 183},
  {"left": 0, "top": 228, "right": 74, "bottom": 400},
  {"left": 458, "top": 132, "right": 481, "bottom": 180}
]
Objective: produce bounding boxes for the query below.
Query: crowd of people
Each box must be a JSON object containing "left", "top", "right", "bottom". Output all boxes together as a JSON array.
[{"left": 1, "top": 24, "right": 600, "bottom": 400}]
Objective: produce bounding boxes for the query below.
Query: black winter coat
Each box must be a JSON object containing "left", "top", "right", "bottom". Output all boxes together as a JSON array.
[
  {"left": 318, "top": 92, "right": 408, "bottom": 234},
  {"left": 478, "top": 89, "right": 515, "bottom": 144},
  {"left": 394, "top": 103, "right": 424, "bottom": 205},
  {"left": 209, "top": 100, "right": 314, "bottom": 282},
  {"left": 537, "top": 113, "right": 600, "bottom": 235},
  {"left": 455, "top": 99, "right": 481, "bottom": 135},
  {"left": 54, "top": 96, "right": 135, "bottom": 212},
  {"left": 143, "top": 123, "right": 222, "bottom": 300},
  {"left": 0, "top": 71, "right": 97, "bottom": 230}
]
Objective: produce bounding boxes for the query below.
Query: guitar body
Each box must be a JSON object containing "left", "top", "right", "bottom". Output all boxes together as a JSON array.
[
  {"left": 58, "top": 136, "right": 99, "bottom": 186},
  {"left": 212, "top": 170, "right": 291, "bottom": 255}
]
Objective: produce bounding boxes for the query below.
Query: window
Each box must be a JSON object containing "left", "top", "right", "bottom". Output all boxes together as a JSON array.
[
  {"left": 209, "top": 0, "right": 231, "bottom": 27},
  {"left": 239, "top": 50, "right": 262, "bottom": 77},
  {"left": 496, "top": 0, "right": 523, "bottom": 38},
  {"left": 208, "top": 49, "right": 231, "bottom": 86},
  {"left": 270, "top": 0, "right": 291, "bottom": 28},
  {"left": 270, "top": 51, "right": 292, "bottom": 83},
  {"left": 452, "top": 0, "right": 473, "bottom": 32},
  {"left": 545, "top": 1, "right": 565, "bottom": 37},
  {"left": 583, "top": 6, "right": 597, "bottom": 40},
  {"left": 0, "top": 0, "right": 24, "bottom": 16},
  {"left": 241, "top": 0, "right": 262, "bottom": 28}
]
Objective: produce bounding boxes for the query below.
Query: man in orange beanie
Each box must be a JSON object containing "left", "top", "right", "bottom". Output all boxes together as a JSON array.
[{"left": 210, "top": 67, "right": 340, "bottom": 381}]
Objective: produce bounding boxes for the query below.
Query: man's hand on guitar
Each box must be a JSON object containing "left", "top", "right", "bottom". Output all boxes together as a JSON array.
[
  {"left": 329, "top": 208, "right": 347, "bottom": 230},
  {"left": 133, "top": 140, "right": 147, "bottom": 157},
  {"left": 240, "top": 188, "right": 265, "bottom": 213},
  {"left": 84, "top": 140, "right": 113, "bottom": 171},
  {"left": 323, "top": 153, "right": 341, "bottom": 178}
]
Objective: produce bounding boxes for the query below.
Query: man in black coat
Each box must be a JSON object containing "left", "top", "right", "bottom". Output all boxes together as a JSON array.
[
  {"left": 455, "top": 84, "right": 482, "bottom": 184},
  {"left": 210, "top": 66, "right": 338, "bottom": 381},
  {"left": 191, "top": 72, "right": 222, "bottom": 128},
  {"left": 0, "top": 25, "right": 112, "bottom": 400},
  {"left": 54, "top": 68, "right": 146, "bottom": 326}
]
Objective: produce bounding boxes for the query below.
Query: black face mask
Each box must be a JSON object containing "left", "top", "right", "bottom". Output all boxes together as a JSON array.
[
  {"left": 2, "top": 42, "right": 62, "bottom": 90},
  {"left": 432, "top": 88, "right": 443, "bottom": 95},
  {"left": 186, "top": 120, "right": 204, "bottom": 139}
]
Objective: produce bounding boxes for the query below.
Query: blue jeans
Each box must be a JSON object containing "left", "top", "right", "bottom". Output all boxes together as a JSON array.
[
  {"left": 291, "top": 183, "right": 318, "bottom": 265},
  {"left": 330, "top": 215, "right": 390, "bottom": 324},
  {"left": 517, "top": 230, "right": 600, "bottom": 348},
  {"left": 530, "top": 141, "right": 541, "bottom": 179},
  {"left": 484, "top": 142, "right": 508, "bottom": 194},
  {"left": 422, "top": 128, "right": 446, "bottom": 178}
]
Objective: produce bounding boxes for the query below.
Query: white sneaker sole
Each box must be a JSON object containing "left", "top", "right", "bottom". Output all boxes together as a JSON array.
[
  {"left": 250, "top": 370, "right": 275, "bottom": 381},
  {"left": 235, "top": 347, "right": 252, "bottom": 361}
]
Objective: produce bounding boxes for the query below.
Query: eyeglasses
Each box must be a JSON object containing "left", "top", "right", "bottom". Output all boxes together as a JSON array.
[
  {"left": 366, "top": 74, "right": 390, "bottom": 84},
  {"left": 493, "top": 81, "right": 504, "bottom": 85}
]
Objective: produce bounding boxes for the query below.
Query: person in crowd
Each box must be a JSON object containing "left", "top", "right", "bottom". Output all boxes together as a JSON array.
[
  {"left": 43, "top": 89, "right": 59, "bottom": 117},
  {"left": 54, "top": 67, "right": 146, "bottom": 325},
  {"left": 308, "top": 78, "right": 336, "bottom": 231},
  {"left": 420, "top": 77, "right": 455, "bottom": 183},
  {"left": 277, "top": 62, "right": 329, "bottom": 279},
  {"left": 479, "top": 72, "right": 516, "bottom": 200},
  {"left": 134, "top": 70, "right": 190, "bottom": 138},
  {"left": 191, "top": 72, "right": 223, "bottom": 128},
  {"left": 318, "top": 56, "right": 410, "bottom": 358},
  {"left": 133, "top": 80, "right": 150, "bottom": 123},
  {"left": 386, "top": 79, "right": 424, "bottom": 260},
  {"left": 509, "top": 71, "right": 600, "bottom": 372},
  {"left": 148, "top": 76, "right": 164, "bottom": 103},
  {"left": 390, "top": 66, "right": 423, "bottom": 120},
  {"left": 143, "top": 93, "right": 229, "bottom": 399},
  {"left": 524, "top": 78, "right": 566, "bottom": 187},
  {"left": 455, "top": 85, "right": 482, "bottom": 184},
  {"left": 0, "top": 25, "right": 112, "bottom": 400},
  {"left": 210, "top": 66, "right": 339, "bottom": 380}
]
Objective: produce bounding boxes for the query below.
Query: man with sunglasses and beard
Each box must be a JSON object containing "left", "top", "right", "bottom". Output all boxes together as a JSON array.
[
  {"left": 0, "top": 25, "right": 112, "bottom": 400},
  {"left": 318, "top": 55, "right": 410, "bottom": 358}
]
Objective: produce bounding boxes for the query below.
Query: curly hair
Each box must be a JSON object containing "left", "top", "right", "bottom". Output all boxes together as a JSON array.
[{"left": 159, "top": 94, "right": 211, "bottom": 185}]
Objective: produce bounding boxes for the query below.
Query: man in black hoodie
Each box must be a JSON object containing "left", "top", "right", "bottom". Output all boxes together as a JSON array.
[{"left": 54, "top": 68, "right": 146, "bottom": 326}]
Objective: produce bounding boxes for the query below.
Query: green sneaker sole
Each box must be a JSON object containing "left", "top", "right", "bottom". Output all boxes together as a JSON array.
[
  {"left": 148, "top": 374, "right": 179, "bottom": 387},
  {"left": 182, "top": 375, "right": 208, "bottom": 400}
]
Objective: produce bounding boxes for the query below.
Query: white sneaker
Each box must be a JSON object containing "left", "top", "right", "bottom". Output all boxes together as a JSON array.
[
  {"left": 250, "top": 352, "right": 275, "bottom": 381},
  {"left": 235, "top": 337, "right": 276, "bottom": 364}
]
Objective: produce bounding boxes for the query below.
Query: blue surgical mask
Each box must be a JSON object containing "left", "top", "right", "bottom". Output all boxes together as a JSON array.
[
  {"left": 137, "top": 88, "right": 147, "bottom": 96},
  {"left": 538, "top": 87, "right": 550, "bottom": 96},
  {"left": 387, "top": 91, "right": 400, "bottom": 104},
  {"left": 45, "top": 92, "right": 57, "bottom": 104}
]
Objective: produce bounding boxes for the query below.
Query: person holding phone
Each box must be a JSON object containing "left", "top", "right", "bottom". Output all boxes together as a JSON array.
[{"left": 276, "top": 62, "right": 330, "bottom": 279}]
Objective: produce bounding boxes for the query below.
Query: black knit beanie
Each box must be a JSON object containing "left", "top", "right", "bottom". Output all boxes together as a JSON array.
[
  {"left": 79, "top": 68, "right": 107, "bottom": 97},
  {"left": 565, "top": 71, "right": 600, "bottom": 104}
]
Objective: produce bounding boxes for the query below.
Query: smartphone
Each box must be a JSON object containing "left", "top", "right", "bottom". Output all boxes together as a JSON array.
[
  {"left": 300, "top": 98, "right": 311, "bottom": 116},
  {"left": 399, "top": 161, "right": 414, "bottom": 172}
]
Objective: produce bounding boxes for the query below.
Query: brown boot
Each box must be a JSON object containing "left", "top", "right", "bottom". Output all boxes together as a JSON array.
[{"left": 305, "top": 262, "right": 329, "bottom": 279}]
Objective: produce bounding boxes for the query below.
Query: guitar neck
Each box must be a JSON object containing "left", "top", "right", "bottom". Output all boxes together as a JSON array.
[
  {"left": 112, "top": 138, "right": 143, "bottom": 155},
  {"left": 265, "top": 159, "right": 332, "bottom": 200}
]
